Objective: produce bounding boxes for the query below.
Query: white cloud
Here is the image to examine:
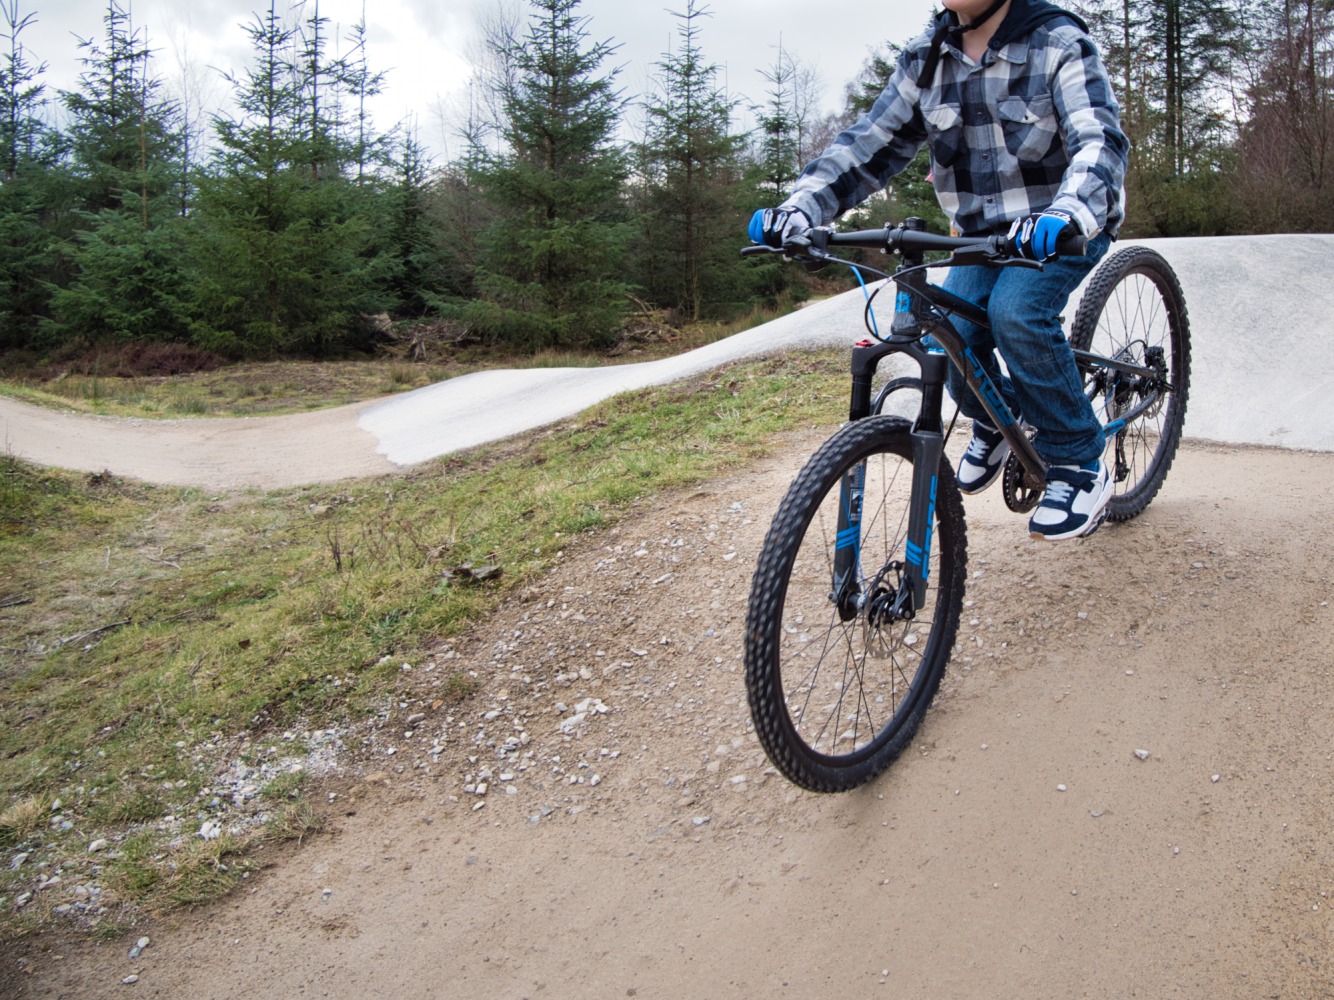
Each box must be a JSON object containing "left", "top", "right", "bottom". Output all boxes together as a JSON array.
[{"left": 18, "top": 0, "right": 935, "bottom": 156}]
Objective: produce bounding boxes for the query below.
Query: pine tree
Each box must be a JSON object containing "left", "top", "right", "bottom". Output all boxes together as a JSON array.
[
  {"left": 752, "top": 39, "right": 804, "bottom": 202},
  {"left": 636, "top": 1, "right": 750, "bottom": 322},
  {"left": 341, "top": 8, "right": 389, "bottom": 183},
  {"left": 0, "top": 0, "right": 57, "bottom": 350},
  {"left": 466, "top": 0, "right": 631, "bottom": 351},
  {"left": 60, "top": 0, "right": 178, "bottom": 218},
  {"left": 47, "top": 0, "right": 191, "bottom": 345},
  {"left": 189, "top": 0, "right": 386, "bottom": 356},
  {"left": 0, "top": 0, "right": 44, "bottom": 179},
  {"left": 379, "top": 125, "right": 452, "bottom": 317}
]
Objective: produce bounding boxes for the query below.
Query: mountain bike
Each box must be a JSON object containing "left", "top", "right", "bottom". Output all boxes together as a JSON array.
[{"left": 741, "top": 221, "right": 1190, "bottom": 792}]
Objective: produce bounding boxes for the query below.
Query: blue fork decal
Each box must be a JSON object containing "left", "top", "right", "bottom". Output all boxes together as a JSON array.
[
  {"left": 906, "top": 475, "right": 938, "bottom": 583},
  {"left": 836, "top": 526, "right": 860, "bottom": 551}
]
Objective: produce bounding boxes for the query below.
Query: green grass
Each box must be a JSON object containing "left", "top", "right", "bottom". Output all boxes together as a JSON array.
[{"left": 0, "top": 348, "right": 848, "bottom": 937}]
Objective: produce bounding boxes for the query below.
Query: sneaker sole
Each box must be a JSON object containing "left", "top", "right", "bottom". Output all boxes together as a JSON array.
[{"left": 1028, "top": 474, "right": 1115, "bottom": 541}]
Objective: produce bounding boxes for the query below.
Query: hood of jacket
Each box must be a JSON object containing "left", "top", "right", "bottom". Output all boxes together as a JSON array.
[
  {"left": 986, "top": 0, "right": 1088, "bottom": 48},
  {"left": 917, "top": 0, "right": 1090, "bottom": 89},
  {"left": 932, "top": 0, "right": 1089, "bottom": 48}
]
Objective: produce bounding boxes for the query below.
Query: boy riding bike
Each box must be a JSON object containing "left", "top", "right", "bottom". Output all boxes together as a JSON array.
[{"left": 750, "top": 0, "right": 1130, "bottom": 540}]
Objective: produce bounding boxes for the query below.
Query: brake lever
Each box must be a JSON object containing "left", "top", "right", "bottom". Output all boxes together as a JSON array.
[
  {"left": 739, "top": 236, "right": 822, "bottom": 263},
  {"left": 941, "top": 244, "right": 1045, "bottom": 270},
  {"left": 1002, "top": 257, "right": 1045, "bottom": 270}
]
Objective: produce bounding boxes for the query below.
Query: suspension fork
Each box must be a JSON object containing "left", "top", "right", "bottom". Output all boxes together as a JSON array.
[
  {"left": 831, "top": 336, "right": 947, "bottom": 620},
  {"left": 903, "top": 348, "right": 948, "bottom": 611}
]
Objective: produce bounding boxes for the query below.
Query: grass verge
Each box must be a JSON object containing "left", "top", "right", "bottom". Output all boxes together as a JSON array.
[{"left": 0, "top": 348, "right": 848, "bottom": 941}]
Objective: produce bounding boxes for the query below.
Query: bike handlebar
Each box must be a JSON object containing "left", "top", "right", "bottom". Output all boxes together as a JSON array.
[
  {"left": 742, "top": 219, "right": 1087, "bottom": 265},
  {"left": 823, "top": 222, "right": 1087, "bottom": 259}
]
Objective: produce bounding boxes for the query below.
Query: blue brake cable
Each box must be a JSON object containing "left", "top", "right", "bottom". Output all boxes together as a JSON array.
[{"left": 849, "top": 262, "right": 883, "bottom": 340}]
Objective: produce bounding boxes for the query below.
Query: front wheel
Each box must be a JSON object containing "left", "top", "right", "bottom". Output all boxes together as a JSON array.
[
  {"left": 1071, "top": 246, "right": 1191, "bottom": 521},
  {"left": 745, "top": 417, "right": 967, "bottom": 793}
]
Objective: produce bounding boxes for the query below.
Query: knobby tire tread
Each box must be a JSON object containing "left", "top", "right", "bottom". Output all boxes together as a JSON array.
[{"left": 745, "top": 417, "right": 966, "bottom": 793}]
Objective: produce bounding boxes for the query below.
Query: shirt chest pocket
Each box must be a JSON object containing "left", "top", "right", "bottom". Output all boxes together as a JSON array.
[
  {"left": 997, "top": 94, "right": 1060, "bottom": 162},
  {"left": 921, "top": 100, "right": 965, "bottom": 169}
]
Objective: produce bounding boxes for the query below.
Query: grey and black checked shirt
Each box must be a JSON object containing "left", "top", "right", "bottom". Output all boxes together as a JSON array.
[{"left": 782, "top": 16, "right": 1129, "bottom": 240}]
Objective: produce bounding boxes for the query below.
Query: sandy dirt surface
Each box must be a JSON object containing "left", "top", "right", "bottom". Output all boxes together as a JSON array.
[
  {"left": 4, "top": 417, "right": 1333, "bottom": 999},
  {"left": 0, "top": 396, "right": 398, "bottom": 489}
]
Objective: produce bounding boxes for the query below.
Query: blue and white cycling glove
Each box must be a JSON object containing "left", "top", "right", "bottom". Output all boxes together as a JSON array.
[
  {"left": 748, "top": 207, "right": 812, "bottom": 249},
  {"left": 1008, "top": 211, "right": 1077, "bottom": 261}
]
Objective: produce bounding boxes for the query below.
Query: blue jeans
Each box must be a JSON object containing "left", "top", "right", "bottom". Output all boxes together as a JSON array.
[{"left": 939, "top": 232, "right": 1112, "bottom": 467}]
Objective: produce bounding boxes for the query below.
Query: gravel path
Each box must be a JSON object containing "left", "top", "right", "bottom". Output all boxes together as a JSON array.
[{"left": 7, "top": 432, "right": 1334, "bottom": 999}]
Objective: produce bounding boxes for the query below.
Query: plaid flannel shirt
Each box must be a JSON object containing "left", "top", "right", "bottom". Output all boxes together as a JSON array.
[{"left": 782, "top": 17, "right": 1128, "bottom": 239}]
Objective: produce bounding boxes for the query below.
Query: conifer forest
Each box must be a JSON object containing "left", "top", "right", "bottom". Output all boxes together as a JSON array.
[{"left": 1, "top": 0, "right": 1330, "bottom": 359}]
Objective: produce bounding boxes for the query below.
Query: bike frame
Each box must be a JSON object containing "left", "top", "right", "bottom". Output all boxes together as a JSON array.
[{"left": 829, "top": 236, "right": 1167, "bottom": 622}]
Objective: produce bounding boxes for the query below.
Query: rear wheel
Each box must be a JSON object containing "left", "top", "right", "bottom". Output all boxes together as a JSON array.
[
  {"left": 745, "top": 417, "right": 966, "bottom": 792},
  {"left": 1071, "top": 246, "right": 1191, "bottom": 521}
]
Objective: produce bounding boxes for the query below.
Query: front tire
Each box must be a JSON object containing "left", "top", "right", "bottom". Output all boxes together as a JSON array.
[{"left": 745, "top": 417, "right": 967, "bottom": 792}]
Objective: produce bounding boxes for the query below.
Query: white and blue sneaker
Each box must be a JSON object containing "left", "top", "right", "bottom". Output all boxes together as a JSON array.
[
  {"left": 957, "top": 419, "right": 1011, "bottom": 494},
  {"left": 1028, "top": 459, "right": 1114, "bottom": 540}
]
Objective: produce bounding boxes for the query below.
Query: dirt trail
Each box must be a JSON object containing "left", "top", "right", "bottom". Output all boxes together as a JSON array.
[
  {"left": 0, "top": 396, "right": 396, "bottom": 489},
  {"left": 5, "top": 430, "right": 1333, "bottom": 999}
]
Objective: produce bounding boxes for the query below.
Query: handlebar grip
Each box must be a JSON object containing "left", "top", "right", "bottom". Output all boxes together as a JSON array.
[{"left": 1055, "top": 230, "right": 1087, "bottom": 257}]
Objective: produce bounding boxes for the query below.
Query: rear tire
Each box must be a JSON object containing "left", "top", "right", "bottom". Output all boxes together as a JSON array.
[
  {"left": 745, "top": 417, "right": 966, "bottom": 792},
  {"left": 1070, "top": 246, "right": 1191, "bottom": 521}
]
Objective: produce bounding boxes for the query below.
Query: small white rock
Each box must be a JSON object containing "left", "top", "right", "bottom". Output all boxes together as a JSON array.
[{"left": 1134, "top": 749, "right": 1150, "bottom": 760}]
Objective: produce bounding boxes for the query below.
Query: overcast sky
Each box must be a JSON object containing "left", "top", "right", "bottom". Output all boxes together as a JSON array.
[{"left": 19, "top": 0, "right": 939, "bottom": 158}]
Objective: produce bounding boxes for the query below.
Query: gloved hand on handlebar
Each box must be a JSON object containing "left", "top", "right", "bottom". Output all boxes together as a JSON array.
[
  {"left": 1008, "top": 210, "right": 1077, "bottom": 261},
  {"left": 748, "top": 207, "right": 812, "bottom": 249}
]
